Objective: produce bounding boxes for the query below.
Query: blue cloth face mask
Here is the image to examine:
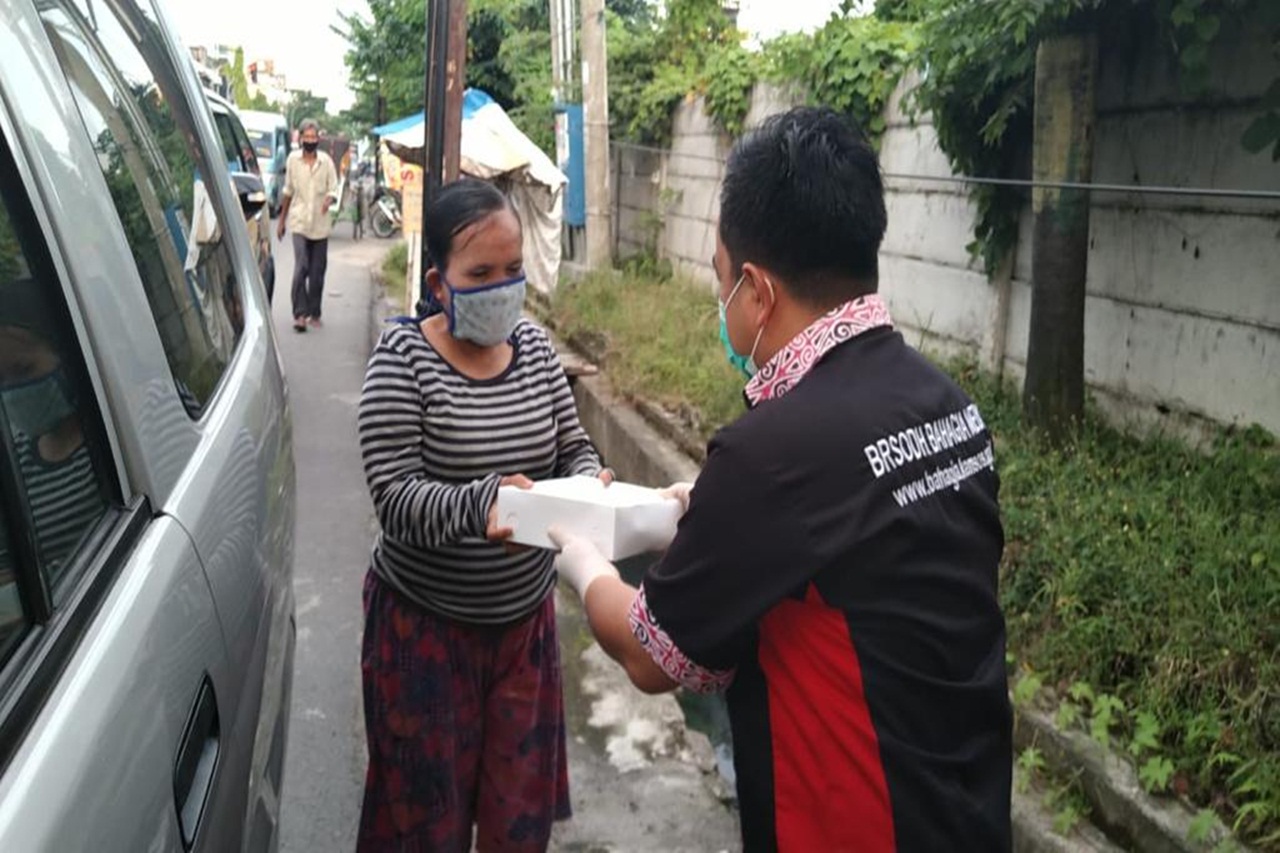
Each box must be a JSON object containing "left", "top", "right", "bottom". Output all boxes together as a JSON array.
[
  {"left": 718, "top": 273, "right": 770, "bottom": 379},
  {"left": 2, "top": 368, "right": 76, "bottom": 437},
  {"left": 445, "top": 274, "right": 527, "bottom": 347}
]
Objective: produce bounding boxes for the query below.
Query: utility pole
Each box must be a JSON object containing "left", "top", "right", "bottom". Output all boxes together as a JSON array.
[
  {"left": 420, "top": 0, "right": 468, "bottom": 308},
  {"left": 581, "top": 0, "right": 611, "bottom": 270},
  {"left": 444, "top": 0, "right": 467, "bottom": 183}
]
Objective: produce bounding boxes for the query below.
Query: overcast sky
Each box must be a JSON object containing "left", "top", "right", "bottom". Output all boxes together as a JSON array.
[{"left": 167, "top": 0, "right": 848, "bottom": 114}]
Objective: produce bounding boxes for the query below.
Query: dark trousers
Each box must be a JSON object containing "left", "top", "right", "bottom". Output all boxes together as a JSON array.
[{"left": 291, "top": 235, "right": 329, "bottom": 319}]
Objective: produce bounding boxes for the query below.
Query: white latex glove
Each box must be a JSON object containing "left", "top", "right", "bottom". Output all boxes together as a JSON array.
[
  {"left": 548, "top": 525, "right": 619, "bottom": 600},
  {"left": 658, "top": 481, "right": 695, "bottom": 515}
]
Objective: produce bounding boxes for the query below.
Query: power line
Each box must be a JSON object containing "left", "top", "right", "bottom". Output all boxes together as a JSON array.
[{"left": 610, "top": 139, "right": 1280, "bottom": 202}]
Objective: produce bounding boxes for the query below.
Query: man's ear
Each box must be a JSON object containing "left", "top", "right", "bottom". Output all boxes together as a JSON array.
[{"left": 741, "top": 263, "right": 778, "bottom": 317}]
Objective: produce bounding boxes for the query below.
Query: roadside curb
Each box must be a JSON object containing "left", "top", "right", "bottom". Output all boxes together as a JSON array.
[
  {"left": 367, "top": 265, "right": 400, "bottom": 357},
  {"left": 1015, "top": 706, "right": 1241, "bottom": 852},
  {"left": 1013, "top": 787, "right": 1127, "bottom": 852}
]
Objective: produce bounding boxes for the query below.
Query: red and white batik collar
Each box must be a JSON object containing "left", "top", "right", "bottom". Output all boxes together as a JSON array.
[{"left": 745, "top": 294, "right": 894, "bottom": 407}]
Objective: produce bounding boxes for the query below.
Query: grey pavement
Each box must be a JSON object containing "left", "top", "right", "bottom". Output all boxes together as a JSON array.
[
  {"left": 275, "top": 228, "right": 387, "bottom": 853},
  {"left": 272, "top": 229, "right": 739, "bottom": 852}
]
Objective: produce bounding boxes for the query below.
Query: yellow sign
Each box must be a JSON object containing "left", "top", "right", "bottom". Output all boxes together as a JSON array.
[
  {"left": 399, "top": 164, "right": 424, "bottom": 234},
  {"left": 402, "top": 182, "right": 424, "bottom": 234}
]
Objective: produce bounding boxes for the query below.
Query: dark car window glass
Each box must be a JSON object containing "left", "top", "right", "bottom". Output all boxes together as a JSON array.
[
  {"left": 250, "top": 131, "right": 273, "bottom": 163},
  {"left": 229, "top": 115, "right": 261, "bottom": 177},
  {"left": 213, "top": 111, "right": 245, "bottom": 174},
  {"left": 0, "top": 502, "right": 27, "bottom": 665},
  {"left": 0, "top": 141, "right": 113, "bottom": 605},
  {"left": 40, "top": 0, "right": 245, "bottom": 417}
]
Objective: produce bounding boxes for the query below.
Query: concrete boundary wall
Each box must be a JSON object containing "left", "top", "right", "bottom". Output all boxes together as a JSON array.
[{"left": 613, "top": 18, "right": 1280, "bottom": 438}]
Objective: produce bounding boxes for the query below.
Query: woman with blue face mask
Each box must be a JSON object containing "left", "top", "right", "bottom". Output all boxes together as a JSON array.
[
  {"left": 356, "top": 179, "right": 610, "bottom": 852},
  {"left": 0, "top": 285, "right": 107, "bottom": 579}
]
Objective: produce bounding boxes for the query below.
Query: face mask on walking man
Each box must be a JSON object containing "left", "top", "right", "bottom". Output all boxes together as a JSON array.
[
  {"left": 548, "top": 106, "right": 1014, "bottom": 852},
  {"left": 276, "top": 119, "right": 339, "bottom": 333}
]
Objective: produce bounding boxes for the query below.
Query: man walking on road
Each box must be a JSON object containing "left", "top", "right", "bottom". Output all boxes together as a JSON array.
[{"left": 277, "top": 119, "right": 338, "bottom": 332}]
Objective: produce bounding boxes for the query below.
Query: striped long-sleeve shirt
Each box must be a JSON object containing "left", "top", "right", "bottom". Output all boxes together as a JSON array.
[
  {"left": 15, "top": 432, "right": 108, "bottom": 585},
  {"left": 358, "top": 319, "right": 602, "bottom": 624}
]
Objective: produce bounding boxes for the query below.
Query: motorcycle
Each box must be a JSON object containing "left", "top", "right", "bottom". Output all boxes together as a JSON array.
[{"left": 370, "top": 186, "right": 402, "bottom": 239}]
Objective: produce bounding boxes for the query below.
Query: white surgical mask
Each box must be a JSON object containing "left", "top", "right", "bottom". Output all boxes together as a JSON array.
[{"left": 444, "top": 274, "right": 527, "bottom": 347}]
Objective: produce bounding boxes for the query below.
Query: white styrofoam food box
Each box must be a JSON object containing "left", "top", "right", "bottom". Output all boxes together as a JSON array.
[{"left": 495, "top": 476, "right": 682, "bottom": 560}]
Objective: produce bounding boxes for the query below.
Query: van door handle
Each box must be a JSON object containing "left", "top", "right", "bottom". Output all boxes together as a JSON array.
[{"left": 173, "top": 675, "right": 220, "bottom": 850}]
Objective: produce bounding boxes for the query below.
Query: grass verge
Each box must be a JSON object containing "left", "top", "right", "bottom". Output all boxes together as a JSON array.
[
  {"left": 551, "top": 266, "right": 1280, "bottom": 846},
  {"left": 549, "top": 264, "right": 744, "bottom": 444},
  {"left": 380, "top": 242, "right": 408, "bottom": 310}
]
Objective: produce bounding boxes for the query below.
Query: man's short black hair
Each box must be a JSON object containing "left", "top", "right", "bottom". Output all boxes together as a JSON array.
[{"left": 719, "top": 107, "right": 887, "bottom": 306}]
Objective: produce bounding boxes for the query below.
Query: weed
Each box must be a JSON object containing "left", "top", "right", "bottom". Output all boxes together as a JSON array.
[
  {"left": 1090, "top": 694, "right": 1126, "bottom": 749},
  {"left": 1140, "top": 756, "right": 1176, "bottom": 794},
  {"left": 1012, "top": 671, "right": 1042, "bottom": 709},
  {"left": 1189, "top": 809, "right": 1218, "bottom": 844},
  {"left": 551, "top": 267, "right": 745, "bottom": 444},
  {"left": 1045, "top": 780, "right": 1090, "bottom": 837},
  {"left": 1130, "top": 710, "right": 1162, "bottom": 758},
  {"left": 1016, "top": 746, "right": 1047, "bottom": 794},
  {"left": 381, "top": 243, "right": 408, "bottom": 309}
]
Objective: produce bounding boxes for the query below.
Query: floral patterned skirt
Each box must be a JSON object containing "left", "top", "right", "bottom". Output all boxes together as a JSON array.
[{"left": 357, "top": 571, "right": 571, "bottom": 852}]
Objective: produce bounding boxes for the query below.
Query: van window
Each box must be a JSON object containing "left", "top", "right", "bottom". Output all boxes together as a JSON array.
[
  {"left": 213, "top": 111, "right": 246, "bottom": 175},
  {"left": 0, "top": 506, "right": 25, "bottom": 665},
  {"left": 40, "top": 0, "right": 246, "bottom": 417},
  {"left": 250, "top": 129, "right": 275, "bottom": 164},
  {"left": 232, "top": 118, "right": 262, "bottom": 177},
  {"left": 0, "top": 134, "right": 115, "bottom": 624}
]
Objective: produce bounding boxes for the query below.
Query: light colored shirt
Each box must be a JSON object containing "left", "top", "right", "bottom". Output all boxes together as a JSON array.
[{"left": 283, "top": 150, "right": 338, "bottom": 240}]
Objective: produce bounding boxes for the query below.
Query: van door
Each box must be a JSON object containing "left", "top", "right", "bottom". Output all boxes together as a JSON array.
[
  {"left": 0, "top": 118, "right": 231, "bottom": 850},
  {"left": 16, "top": 0, "right": 296, "bottom": 849}
]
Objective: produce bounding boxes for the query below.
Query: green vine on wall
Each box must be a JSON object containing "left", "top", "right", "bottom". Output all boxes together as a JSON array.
[
  {"left": 696, "top": 15, "right": 918, "bottom": 147},
  {"left": 784, "top": 15, "right": 918, "bottom": 142},
  {"left": 613, "top": 0, "right": 1277, "bottom": 276},
  {"left": 702, "top": 44, "right": 760, "bottom": 138}
]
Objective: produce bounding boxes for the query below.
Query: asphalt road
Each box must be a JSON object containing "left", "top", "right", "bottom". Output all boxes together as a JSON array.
[{"left": 273, "top": 229, "right": 387, "bottom": 853}]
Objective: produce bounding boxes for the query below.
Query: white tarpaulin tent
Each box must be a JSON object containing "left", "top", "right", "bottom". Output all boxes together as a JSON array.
[{"left": 374, "top": 90, "right": 567, "bottom": 293}]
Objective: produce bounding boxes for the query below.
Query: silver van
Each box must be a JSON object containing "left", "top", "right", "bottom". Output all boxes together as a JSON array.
[
  {"left": 239, "top": 110, "right": 291, "bottom": 219},
  {"left": 0, "top": 0, "right": 296, "bottom": 850},
  {"left": 208, "top": 91, "right": 277, "bottom": 302}
]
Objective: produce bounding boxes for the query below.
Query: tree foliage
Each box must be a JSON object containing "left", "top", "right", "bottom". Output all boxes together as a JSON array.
[
  {"left": 770, "top": 13, "right": 917, "bottom": 142},
  {"left": 335, "top": 0, "right": 1278, "bottom": 269},
  {"left": 288, "top": 89, "right": 330, "bottom": 126},
  {"left": 908, "top": 0, "right": 1272, "bottom": 270},
  {"left": 227, "top": 46, "right": 251, "bottom": 109},
  {"left": 336, "top": 0, "right": 560, "bottom": 155},
  {"left": 607, "top": 0, "right": 737, "bottom": 145}
]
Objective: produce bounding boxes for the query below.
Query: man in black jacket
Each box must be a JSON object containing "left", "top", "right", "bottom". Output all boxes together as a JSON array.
[{"left": 551, "top": 106, "right": 1012, "bottom": 852}]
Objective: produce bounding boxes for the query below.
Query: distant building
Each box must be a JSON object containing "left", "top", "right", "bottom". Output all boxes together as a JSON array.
[
  {"left": 723, "top": 0, "right": 740, "bottom": 28},
  {"left": 188, "top": 44, "right": 291, "bottom": 109},
  {"left": 247, "top": 56, "right": 290, "bottom": 107}
]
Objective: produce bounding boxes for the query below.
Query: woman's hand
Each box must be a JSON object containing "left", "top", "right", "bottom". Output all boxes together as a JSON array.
[
  {"left": 487, "top": 474, "right": 533, "bottom": 542},
  {"left": 598, "top": 467, "right": 615, "bottom": 487}
]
